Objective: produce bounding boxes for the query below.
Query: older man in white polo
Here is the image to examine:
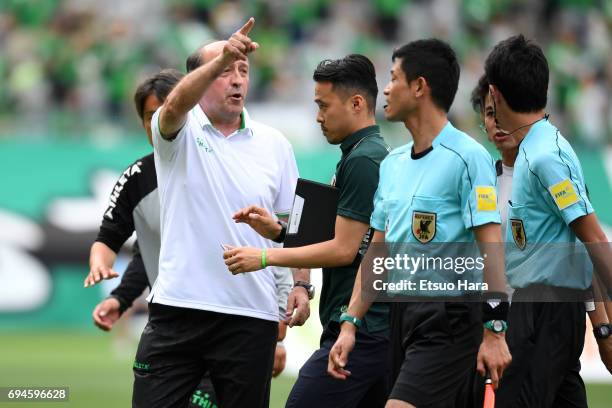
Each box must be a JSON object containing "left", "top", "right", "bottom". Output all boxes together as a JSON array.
[{"left": 132, "top": 18, "right": 300, "bottom": 408}]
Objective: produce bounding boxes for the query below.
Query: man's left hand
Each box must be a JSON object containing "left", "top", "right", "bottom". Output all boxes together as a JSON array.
[
  {"left": 272, "top": 343, "right": 286, "bottom": 377},
  {"left": 476, "top": 329, "right": 512, "bottom": 389},
  {"left": 233, "top": 205, "right": 281, "bottom": 240},
  {"left": 92, "top": 297, "right": 121, "bottom": 331},
  {"left": 223, "top": 246, "right": 264, "bottom": 274},
  {"left": 328, "top": 324, "right": 356, "bottom": 380},
  {"left": 286, "top": 286, "right": 310, "bottom": 327}
]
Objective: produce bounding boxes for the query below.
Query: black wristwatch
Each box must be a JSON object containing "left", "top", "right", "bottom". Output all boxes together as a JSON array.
[
  {"left": 593, "top": 323, "right": 612, "bottom": 340},
  {"left": 294, "top": 281, "right": 315, "bottom": 300},
  {"left": 272, "top": 221, "right": 287, "bottom": 243}
]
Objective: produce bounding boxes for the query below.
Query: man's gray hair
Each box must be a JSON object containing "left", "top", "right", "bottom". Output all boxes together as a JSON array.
[{"left": 185, "top": 40, "right": 219, "bottom": 73}]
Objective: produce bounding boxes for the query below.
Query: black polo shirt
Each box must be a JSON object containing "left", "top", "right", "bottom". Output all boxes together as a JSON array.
[{"left": 319, "top": 125, "right": 390, "bottom": 332}]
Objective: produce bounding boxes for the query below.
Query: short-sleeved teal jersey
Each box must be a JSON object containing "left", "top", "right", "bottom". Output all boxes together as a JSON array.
[
  {"left": 506, "top": 119, "right": 594, "bottom": 289},
  {"left": 370, "top": 122, "right": 500, "bottom": 295}
]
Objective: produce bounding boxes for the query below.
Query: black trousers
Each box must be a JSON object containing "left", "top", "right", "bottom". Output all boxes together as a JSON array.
[
  {"left": 188, "top": 376, "right": 218, "bottom": 408},
  {"left": 497, "top": 291, "right": 587, "bottom": 408},
  {"left": 285, "top": 321, "right": 390, "bottom": 408},
  {"left": 133, "top": 303, "right": 278, "bottom": 408}
]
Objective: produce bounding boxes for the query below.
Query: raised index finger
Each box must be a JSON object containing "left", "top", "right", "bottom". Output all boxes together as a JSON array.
[{"left": 238, "top": 17, "right": 255, "bottom": 36}]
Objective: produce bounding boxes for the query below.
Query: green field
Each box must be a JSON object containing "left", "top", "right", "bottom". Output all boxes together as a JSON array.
[{"left": 0, "top": 331, "right": 609, "bottom": 407}]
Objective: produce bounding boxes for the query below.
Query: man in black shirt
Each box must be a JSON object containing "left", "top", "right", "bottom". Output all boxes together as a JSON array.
[
  {"left": 85, "top": 68, "right": 183, "bottom": 321},
  {"left": 224, "top": 54, "right": 391, "bottom": 408}
]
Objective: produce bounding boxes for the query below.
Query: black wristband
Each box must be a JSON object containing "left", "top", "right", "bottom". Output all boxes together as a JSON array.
[
  {"left": 481, "top": 291, "right": 509, "bottom": 322},
  {"left": 107, "top": 295, "right": 129, "bottom": 316},
  {"left": 272, "top": 221, "right": 287, "bottom": 243}
]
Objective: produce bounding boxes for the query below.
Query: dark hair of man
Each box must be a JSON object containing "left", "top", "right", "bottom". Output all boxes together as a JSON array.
[
  {"left": 134, "top": 69, "right": 184, "bottom": 121},
  {"left": 484, "top": 34, "right": 549, "bottom": 113},
  {"left": 312, "top": 54, "right": 378, "bottom": 114},
  {"left": 186, "top": 41, "right": 222, "bottom": 73},
  {"left": 470, "top": 74, "right": 489, "bottom": 114},
  {"left": 391, "top": 39, "right": 460, "bottom": 112}
]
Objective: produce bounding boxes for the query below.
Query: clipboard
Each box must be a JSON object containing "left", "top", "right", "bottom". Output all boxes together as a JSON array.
[{"left": 284, "top": 178, "right": 339, "bottom": 248}]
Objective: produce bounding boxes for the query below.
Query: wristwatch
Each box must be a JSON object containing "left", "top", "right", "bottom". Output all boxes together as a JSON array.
[
  {"left": 593, "top": 323, "right": 611, "bottom": 340},
  {"left": 294, "top": 281, "right": 315, "bottom": 300},
  {"left": 339, "top": 312, "right": 362, "bottom": 329},
  {"left": 484, "top": 319, "right": 508, "bottom": 333},
  {"left": 272, "top": 221, "right": 287, "bottom": 243}
]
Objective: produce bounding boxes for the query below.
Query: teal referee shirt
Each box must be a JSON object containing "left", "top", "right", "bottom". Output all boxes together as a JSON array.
[
  {"left": 371, "top": 121, "right": 500, "bottom": 296},
  {"left": 506, "top": 118, "right": 594, "bottom": 289}
]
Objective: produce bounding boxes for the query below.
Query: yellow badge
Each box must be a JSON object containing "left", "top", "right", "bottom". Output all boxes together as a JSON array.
[
  {"left": 476, "top": 186, "right": 497, "bottom": 212},
  {"left": 548, "top": 179, "right": 579, "bottom": 210},
  {"left": 412, "top": 211, "right": 436, "bottom": 243},
  {"left": 510, "top": 219, "right": 526, "bottom": 250}
]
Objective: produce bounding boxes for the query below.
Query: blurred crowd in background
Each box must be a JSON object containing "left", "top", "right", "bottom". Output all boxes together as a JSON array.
[{"left": 1, "top": 0, "right": 611, "bottom": 147}]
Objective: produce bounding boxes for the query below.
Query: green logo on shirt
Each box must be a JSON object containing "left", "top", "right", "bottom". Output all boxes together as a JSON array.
[{"left": 196, "top": 137, "right": 213, "bottom": 153}]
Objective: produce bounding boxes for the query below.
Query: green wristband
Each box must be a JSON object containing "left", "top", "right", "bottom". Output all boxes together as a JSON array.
[{"left": 261, "top": 248, "right": 267, "bottom": 268}]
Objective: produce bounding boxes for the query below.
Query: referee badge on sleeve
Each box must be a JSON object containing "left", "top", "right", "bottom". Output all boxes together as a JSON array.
[
  {"left": 476, "top": 186, "right": 497, "bottom": 211},
  {"left": 510, "top": 219, "right": 526, "bottom": 250},
  {"left": 548, "top": 179, "right": 579, "bottom": 210},
  {"left": 412, "top": 211, "right": 436, "bottom": 243}
]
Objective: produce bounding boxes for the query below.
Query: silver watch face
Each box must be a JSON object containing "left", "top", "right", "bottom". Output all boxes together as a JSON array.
[
  {"left": 493, "top": 320, "right": 503, "bottom": 332},
  {"left": 295, "top": 282, "right": 314, "bottom": 299},
  {"left": 601, "top": 325, "right": 611, "bottom": 337},
  {"left": 307, "top": 286, "right": 315, "bottom": 299}
]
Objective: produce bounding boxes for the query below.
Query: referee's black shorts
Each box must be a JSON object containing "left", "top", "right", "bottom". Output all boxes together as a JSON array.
[
  {"left": 496, "top": 286, "right": 587, "bottom": 408},
  {"left": 132, "top": 303, "right": 277, "bottom": 408},
  {"left": 389, "top": 301, "right": 482, "bottom": 408}
]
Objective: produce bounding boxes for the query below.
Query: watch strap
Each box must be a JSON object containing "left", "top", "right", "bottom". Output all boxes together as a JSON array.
[
  {"left": 484, "top": 319, "right": 508, "bottom": 333},
  {"left": 272, "top": 221, "right": 287, "bottom": 243},
  {"left": 339, "top": 312, "right": 362, "bottom": 328},
  {"left": 294, "top": 281, "right": 314, "bottom": 300},
  {"left": 593, "top": 323, "right": 611, "bottom": 339}
]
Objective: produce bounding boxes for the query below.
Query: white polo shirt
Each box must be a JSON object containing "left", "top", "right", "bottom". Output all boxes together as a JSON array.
[{"left": 150, "top": 104, "right": 298, "bottom": 322}]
